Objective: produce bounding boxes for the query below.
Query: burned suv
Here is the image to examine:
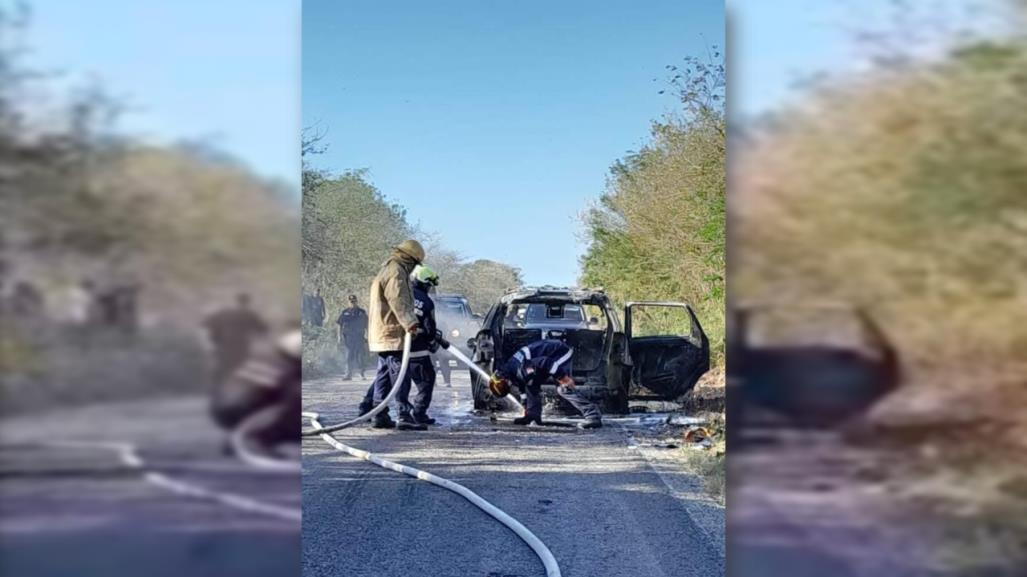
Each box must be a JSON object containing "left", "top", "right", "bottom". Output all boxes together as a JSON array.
[{"left": 466, "top": 286, "right": 710, "bottom": 414}]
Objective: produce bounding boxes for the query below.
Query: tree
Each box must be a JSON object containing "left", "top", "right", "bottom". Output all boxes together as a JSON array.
[
  {"left": 580, "top": 51, "right": 726, "bottom": 366},
  {"left": 302, "top": 170, "right": 412, "bottom": 314}
]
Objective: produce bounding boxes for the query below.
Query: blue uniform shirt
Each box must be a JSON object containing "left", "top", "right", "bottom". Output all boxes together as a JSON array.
[
  {"left": 501, "top": 339, "right": 574, "bottom": 386},
  {"left": 337, "top": 306, "right": 368, "bottom": 337},
  {"left": 411, "top": 285, "right": 438, "bottom": 353}
]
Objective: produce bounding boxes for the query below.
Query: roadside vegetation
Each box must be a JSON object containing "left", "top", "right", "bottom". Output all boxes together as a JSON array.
[
  {"left": 579, "top": 53, "right": 726, "bottom": 370},
  {"left": 734, "top": 4, "right": 1027, "bottom": 572},
  {"left": 300, "top": 136, "right": 521, "bottom": 375},
  {"left": 576, "top": 50, "right": 727, "bottom": 500}
]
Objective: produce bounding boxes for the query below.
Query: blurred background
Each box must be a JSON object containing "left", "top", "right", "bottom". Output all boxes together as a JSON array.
[
  {"left": 728, "top": 1, "right": 1026, "bottom": 576},
  {"left": 0, "top": 1, "right": 300, "bottom": 576}
]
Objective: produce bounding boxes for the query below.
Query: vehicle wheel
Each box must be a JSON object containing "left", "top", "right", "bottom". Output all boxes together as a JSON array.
[{"left": 470, "top": 361, "right": 492, "bottom": 410}]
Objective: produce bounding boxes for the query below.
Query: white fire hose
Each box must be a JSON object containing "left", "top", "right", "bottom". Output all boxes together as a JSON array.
[
  {"left": 302, "top": 333, "right": 561, "bottom": 577},
  {"left": 445, "top": 342, "right": 525, "bottom": 412}
]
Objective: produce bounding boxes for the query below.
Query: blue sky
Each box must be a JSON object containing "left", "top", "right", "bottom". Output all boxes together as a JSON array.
[
  {"left": 730, "top": 0, "right": 1012, "bottom": 117},
  {"left": 303, "top": 0, "right": 725, "bottom": 287},
  {"left": 23, "top": 0, "right": 300, "bottom": 188}
]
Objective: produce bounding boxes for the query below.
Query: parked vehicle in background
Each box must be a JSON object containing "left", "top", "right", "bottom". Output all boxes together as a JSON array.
[
  {"left": 434, "top": 294, "right": 481, "bottom": 354},
  {"left": 432, "top": 294, "right": 482, "bottom": 384},
  {"left": 467, "top": 286, "right": 710, "bottom": 414}
]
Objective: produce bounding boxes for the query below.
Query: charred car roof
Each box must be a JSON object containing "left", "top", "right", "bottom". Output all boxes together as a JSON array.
[{"left": 499, "top": 286, "right": 611, "bottom": 305}]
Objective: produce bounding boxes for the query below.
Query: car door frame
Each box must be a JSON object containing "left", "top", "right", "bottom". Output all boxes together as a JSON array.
[{"left": 624, "top": 301, "right": 710, "bottom": 398}]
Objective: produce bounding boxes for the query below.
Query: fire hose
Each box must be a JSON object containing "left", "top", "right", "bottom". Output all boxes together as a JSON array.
[
  {"left": 301, "top": 333, "right": 560, "bottom": 577},
  {"left": 445, "top": 340, "right": 526, "bottom": 412}
]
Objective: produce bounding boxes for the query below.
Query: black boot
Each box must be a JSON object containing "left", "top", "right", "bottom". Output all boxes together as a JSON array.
[
  {"left": 513, "top": 415, "right": 542, "bottom": 426},
  {"left": 396, "top": 419, "right": 427, "bottom": 431},
  {"left": 372, "top": 414, "right": 396, "bottom": 429},
  {"left": 412, "top": 413, "right": 436, "bottom": 425}
]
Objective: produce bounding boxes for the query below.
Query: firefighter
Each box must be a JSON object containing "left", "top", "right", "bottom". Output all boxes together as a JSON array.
[
  {"left": 489, "top": 339, "right": 603, "bottom": 430},
  {"left": 358, "top": 264, "right": 449, "bottom": 429},
  {"left": 211, "top": 329, "right": 301, "bottom": 457},
  {"left": 395, "top": 265, "right": 449, "bottom": 427},
  {"left": 364, "top": 239, "right": 426, "bottom": 429},
  {"left": 337, "top": 294, "right": 369, "bottom": 380}
]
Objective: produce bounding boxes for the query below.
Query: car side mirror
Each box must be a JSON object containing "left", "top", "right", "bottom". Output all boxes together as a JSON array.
[
  {"left": 589, "top": 317, "right": 599, "bottom": 325},
  {"left": 466, "top": 338, "right": 477, "bottom": 350}
]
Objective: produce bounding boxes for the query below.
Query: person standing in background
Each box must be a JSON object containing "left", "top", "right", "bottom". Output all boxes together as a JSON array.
[{"left": 337, "top": 294, "right": 368, "bottom": 380}]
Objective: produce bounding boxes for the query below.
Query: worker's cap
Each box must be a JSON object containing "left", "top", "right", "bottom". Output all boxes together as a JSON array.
[{"left": 348, "top": 294, "right": 358, "bottom": 302}]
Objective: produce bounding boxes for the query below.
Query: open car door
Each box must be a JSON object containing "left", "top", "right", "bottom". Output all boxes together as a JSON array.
[{"left": 625, "top": 302, "right": 710, "bottom": 399}]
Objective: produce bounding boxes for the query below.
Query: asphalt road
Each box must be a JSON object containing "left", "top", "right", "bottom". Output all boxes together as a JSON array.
[
  {"left": 302, "top": 370, "right": 725, "bottom": 577},
  {"left": 0, "top": 397, "right": 300, "bottom": 577}
]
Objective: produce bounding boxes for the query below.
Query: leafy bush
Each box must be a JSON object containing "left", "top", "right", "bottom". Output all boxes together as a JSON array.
[{"left": 580, "top": 54, "right": 726, "bottom": 366}]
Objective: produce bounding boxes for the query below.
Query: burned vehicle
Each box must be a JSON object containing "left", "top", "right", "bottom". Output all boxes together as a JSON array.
[
  {"left": 727, "top": 304, "right": 900, "bottom": 429},
  {"left": 467, "top": 286, "right": 710, "bottom": 414}
]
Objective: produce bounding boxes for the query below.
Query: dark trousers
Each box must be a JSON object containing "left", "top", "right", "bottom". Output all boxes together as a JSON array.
[
  {"left": 364, "top": 351, "right": 410, "bottom": 421},
  {"left": 361, "top": 354, "right": 436, "bottom": 420},
  {"left": 343, "top": 334, "right": 366, "bottom": 377},
  {"left": 523, "top": 383, "right": 602, "bottom": 422},
  {"left": 396, "top": 355, "right": 436, "bottom": 419}
]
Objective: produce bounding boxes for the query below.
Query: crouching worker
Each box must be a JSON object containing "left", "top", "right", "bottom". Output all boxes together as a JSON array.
[
  {"left": 211, "top": 329, "right": 302, "bottom": 458},
  {"left": 489, "top": 339, "right": 602, "bottom": 430}
]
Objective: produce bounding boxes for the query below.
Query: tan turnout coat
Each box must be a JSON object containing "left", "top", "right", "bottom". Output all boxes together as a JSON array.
[{"left": 368, "top": 251, "right": 419, "bottom": 352}]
